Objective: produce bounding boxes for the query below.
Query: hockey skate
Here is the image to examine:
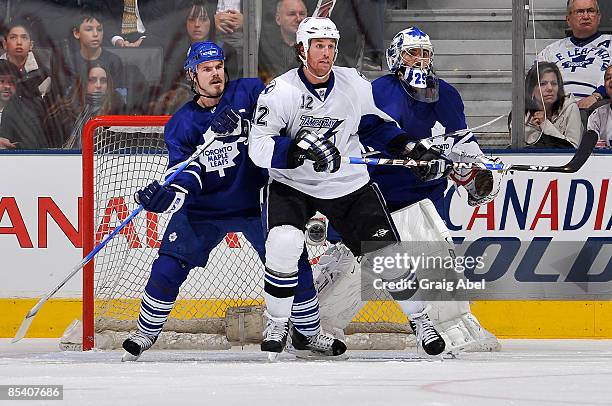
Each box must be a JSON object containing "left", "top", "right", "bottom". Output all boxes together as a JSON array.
[
  {"left": 261, "top": 313, "right": 289, "bottom": 361},
  {"left": 409, "top": 308, "right": 446, "bottom": 356},
  {"left": 286, "top": 325, "right": 347, "bottom": 359},
  {"left": 121, "top": 331, "right": 157, "bottom": 362}
]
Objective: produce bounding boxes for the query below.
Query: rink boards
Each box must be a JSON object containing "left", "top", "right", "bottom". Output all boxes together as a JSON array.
[{"left": 0, "top": 151, "right": 611, "bottom": 338}]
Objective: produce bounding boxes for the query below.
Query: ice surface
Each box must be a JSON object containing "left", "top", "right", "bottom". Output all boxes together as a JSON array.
[{"left": 1, "top": 339, "right": 612, "bottom": 406}]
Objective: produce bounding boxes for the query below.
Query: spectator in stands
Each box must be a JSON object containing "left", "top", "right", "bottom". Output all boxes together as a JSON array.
[
  {"left": 215, "top": 0, "right": 243, "bottom": 36},
  {"left": 1, "top": 21, "right": 52, "bottom": 98},
  {"left": 44, "top": 62, "right": 124, "bottom": 148},
  {"left": 91, "top": 1, "right": 184, "bottom": 49},
  {"left": 258, "top": 0, "right": 307, "bottom": 83},
  {"left": 56, "top": 12, "right": 124, "bottom": 98},
  {"left": 0, "top": 60, "right": 18, "bottom": 149},
  {"left": 152, "top": 0, "right": 240, "bottom": 114},
  {"left": 214, "top": 0, "right": 243, "bottom": 73},
  {"left": 537, "top": 0, "right": 611, "bottom": 109},
  {"left": 161, "top": 1, "right": 215, "bottom": 92},
  {"left": 521, "top": 62, "right": 583, "bottom": 148},
  {"left": 0, "top": 71, "right": 50, "bottom": 150},
  {"left": 10, "top": 1, "right": 85, "bottom": 51},
  {"left": 587, "top": 65, "right": 612, "bottom": 147},
  {"left": 303, "top": 0, "right": 386, "bottom": 70}
]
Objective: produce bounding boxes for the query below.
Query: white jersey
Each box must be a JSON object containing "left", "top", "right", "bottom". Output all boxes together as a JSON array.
[
  {"left": 537, "top": 34, "right": 611, "bottom": 98},
  {"left": 249, "top": 66, "right": 400, "bottom": 199}
]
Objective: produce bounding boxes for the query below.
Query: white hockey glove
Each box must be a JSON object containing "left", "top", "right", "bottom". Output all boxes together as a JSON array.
[{"left": 450, "top": 158, "right": 501, "bottom": 207}]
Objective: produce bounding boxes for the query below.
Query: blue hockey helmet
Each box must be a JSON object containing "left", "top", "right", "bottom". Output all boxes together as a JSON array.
[{"left": 184, "top": 41, "right": 225, "bottom": 73}]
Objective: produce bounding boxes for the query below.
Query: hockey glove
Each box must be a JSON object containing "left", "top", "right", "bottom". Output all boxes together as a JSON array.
[
  {"left": 211, "top": 106, "right": 240, "bottom": 134},
  {"left": 210, "top": 106, "right": 249, "bottom": 142},
  {"left": 451, "top": 164, "right": 499, "bottom": 207},
  {"left": 290, "top": 129, "right": 341, "bottom": 173},
  {"left": 403, "top": 139, "right": 452, "bottom": 182},
  {"left": 135, "top": 181, "right": 186, "bottom": 214}
]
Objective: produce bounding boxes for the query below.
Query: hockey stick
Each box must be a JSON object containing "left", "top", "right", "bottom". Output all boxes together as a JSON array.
[
  {"left": 345, "top": 130, "right": 597, "bottom": 173},
  {"left": 362, "top": 115, "right": 506, "bottom": 157},
  {"left": 11, "top": 131, "right": 218, "bottom": 344},
  {"left": 428, "top": 115, "right": 506, "bottom": 141}
]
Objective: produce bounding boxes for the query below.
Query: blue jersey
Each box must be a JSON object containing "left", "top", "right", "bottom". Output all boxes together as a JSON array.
[
  {"left": 164, "top": 78, "right": 267, "bottom": 219},
  {"left": 366, "top": 74, "right": 477, "bottom": 211}
]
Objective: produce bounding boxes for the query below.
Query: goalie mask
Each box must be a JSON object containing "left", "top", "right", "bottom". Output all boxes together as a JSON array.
[
  {"left": 296, "top": 17, "right": 340, "bottom": 80},
  {"left": 386, "top": 27, "right": 439, "bottom": 103}
]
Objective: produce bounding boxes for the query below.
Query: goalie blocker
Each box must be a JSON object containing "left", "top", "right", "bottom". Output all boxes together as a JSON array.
[{"left": 314, "top": 199, "right": 501, "bottom": 354}]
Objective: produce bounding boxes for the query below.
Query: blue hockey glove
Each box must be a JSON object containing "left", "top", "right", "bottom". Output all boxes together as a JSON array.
[
  {"left": 210, "top": 106, "right": 250, "bottom": 143},
  {"left": 135, "top": 181, "right": 186, "bottom": 214},
  {"left": 290, "top": 129, "right": 341, "bottom": 173},
  {"left": 404, "top": 139, "right": 452, "bottom": 182}
]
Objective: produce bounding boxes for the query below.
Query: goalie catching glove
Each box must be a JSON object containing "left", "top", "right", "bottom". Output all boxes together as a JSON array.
[
  {"left": 135, "top": 181, "right": 186, "bottom": 214},
  {"left": 289, "top": 128, "right": 341, "bottom": 173},
  {"left": 450, "top": 160, "right": 500, "bottom": 207}
]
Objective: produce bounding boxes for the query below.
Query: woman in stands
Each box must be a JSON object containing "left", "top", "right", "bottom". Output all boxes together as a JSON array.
[
  {"left": 44, "top": 62, "right": 124, "bottom": 148},
  {"left": 157, "top": 0, "right": 239, "bottom": 106},
  {"left": 522, "top": 62, "right": 583, "bottom": 148}
]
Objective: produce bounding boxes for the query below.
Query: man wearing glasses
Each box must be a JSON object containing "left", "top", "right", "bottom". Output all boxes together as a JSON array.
[{"left": 537, "top": 0, "right": 611, "bottom": 109}]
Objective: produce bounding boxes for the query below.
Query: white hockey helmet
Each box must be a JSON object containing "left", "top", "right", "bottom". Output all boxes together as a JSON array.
[
  {"left": 386, "top": 27, "right": 439, "bottom": 103},
  {"left": 296, "top": 17, "right": 340, "bottom": 62}
]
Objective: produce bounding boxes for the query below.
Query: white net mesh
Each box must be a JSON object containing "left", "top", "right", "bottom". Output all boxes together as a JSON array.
[{"left": 81, "top": 120, "right": 412, "bottom": 350}]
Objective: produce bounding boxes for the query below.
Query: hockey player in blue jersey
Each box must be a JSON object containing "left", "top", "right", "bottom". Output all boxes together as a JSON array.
[
  {"left": 121, "top": 41, "right": 345, "bottom": 361},
  {"left": 314, "top": 27, "right": 501, "bottom": 355}
]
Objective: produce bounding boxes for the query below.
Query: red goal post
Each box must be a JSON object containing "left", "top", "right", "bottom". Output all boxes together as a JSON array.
[{"left": 82, "top": 116, "right": 171, "bottom": 350}]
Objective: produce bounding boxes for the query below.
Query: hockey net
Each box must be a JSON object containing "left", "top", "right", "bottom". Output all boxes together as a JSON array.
[{"left": 70, "top": 115, "right": 414, "bottom": 352}]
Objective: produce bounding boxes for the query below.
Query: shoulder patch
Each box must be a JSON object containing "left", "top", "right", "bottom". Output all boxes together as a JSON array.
[{"left": 263, "top": 80, "right": 276, "bottom": 94}]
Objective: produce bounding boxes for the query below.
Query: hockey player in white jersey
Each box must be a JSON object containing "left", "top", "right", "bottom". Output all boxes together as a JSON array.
[
  {"left": 312, "top": 27, "right": 501, "bottom": 355},
  {"left": 121, "top": 41, "right": 344, "bottom": 361},
  {"left": 249, "top": 17, "right": 446, "bottom": 358},
  {"left": 537, "top": 0, "right": 610, "bottom": 108}
]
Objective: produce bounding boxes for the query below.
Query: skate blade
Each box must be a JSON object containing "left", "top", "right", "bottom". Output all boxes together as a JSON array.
[
  {"left": 121, "top": 351, "right": 140, "bottom": 362},
  {"left": 267, "top": 352, "right": 281, "bottom": 362},
  {"left": 286, "top": 344, "right": 348, "bottom": 360}
]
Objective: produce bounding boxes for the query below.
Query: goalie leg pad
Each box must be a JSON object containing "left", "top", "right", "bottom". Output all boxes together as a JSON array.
[
  {"left": 434, "top": 309, "right": 501, "bottom": 353},
  {"left": 391, "top": 199, "right": 499, "bottom": 353},
  {"left": 315, "top": 243, "right": 366, "bottom": 332}
]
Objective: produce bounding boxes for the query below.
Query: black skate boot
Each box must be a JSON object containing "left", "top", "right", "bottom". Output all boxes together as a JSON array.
[
  {"left": 288, "top": 325, "right": 347, "bottom": 359},
  {"left": 122, "top": 331, "right": 157, "bottom": 361},
  {"left": 261, "top": 312, "right": 289, "bottom": 361},
  {"left": 409, "top": 310, "right": 446, "bottom": 356}
]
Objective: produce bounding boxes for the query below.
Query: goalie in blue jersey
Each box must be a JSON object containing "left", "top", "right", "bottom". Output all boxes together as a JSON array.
[
  {"left": 122, "top": 41, "right": 345, "bottom": 361},
  {"left": 314, "top": 27, "right": 502, "bottom": 355}
]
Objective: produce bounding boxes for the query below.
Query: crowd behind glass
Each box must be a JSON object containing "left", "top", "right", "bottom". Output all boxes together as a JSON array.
[{"left": 0, "top": 0, "right": 610, "bottom": 150}]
